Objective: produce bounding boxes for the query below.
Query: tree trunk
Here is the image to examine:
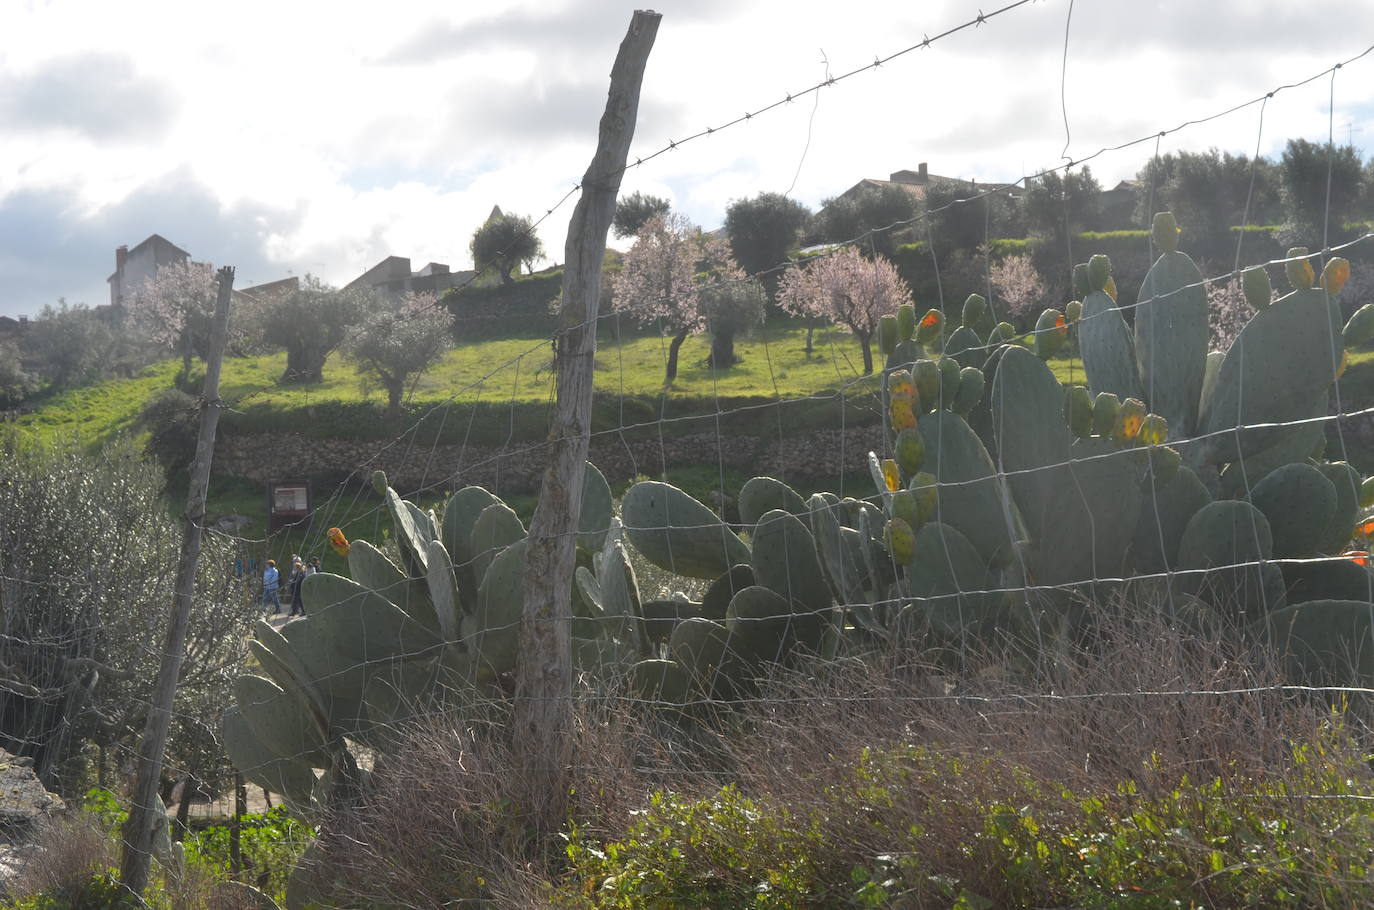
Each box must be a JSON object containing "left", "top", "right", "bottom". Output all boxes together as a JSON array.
[
  {"left": 805, "top": 324, "right": 815, "bottom": 355},
  {"left": 179, "top": 327, "right": 194, "bottom": 387},
  {"left": 282, "top": 343, "right": 323, "bottom": 384},
  {"left": 709, "top": 330, "right": 736, "bottom": 369},
  {"left": 665, "top": 328, "right": 689, "bottom": 384},
  {"left": 859, "top": 331, "right": 874, "bottom": 374},
  {"left": 385, "top": 379, "right": 404, "bottom": 416},
  {"left": 513, "top": 9, "right": 659, "bottom": 837},
  {"left": 119, "top": 266, "right": 234, "bottom": 897}
]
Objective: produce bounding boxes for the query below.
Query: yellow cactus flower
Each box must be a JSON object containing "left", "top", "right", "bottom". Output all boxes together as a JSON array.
[
  {"left": 881, "top": 459, "right": 901, "bottom": 492},
  {"left": 328, "top": 527, "right": 351, "bottom": 557}
]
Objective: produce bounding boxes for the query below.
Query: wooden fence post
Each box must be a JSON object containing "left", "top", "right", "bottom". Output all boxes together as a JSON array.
[
  {"left": 513, "top": 10, "right": 661, "bottom": 829},
  {"left": 119, "top": 266, "right": 235, "bottom": 894}
]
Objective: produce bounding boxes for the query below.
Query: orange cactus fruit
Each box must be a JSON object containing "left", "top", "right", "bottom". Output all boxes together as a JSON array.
[
  {"left": 916, "top": 309, "right": 944, "bottom": 345},
  {"left": 890, "top": 396, "right": 917, "bottom": 431},
  {"left": 1321, "top": 257, "right": 1351, "bottom": 295},
  {"left": 328, "top": 527, "right": 351, "bottom": 557},
  {"left": 1356, "top": 517, "right": 1374, "bottom": 538},
  {"left": 1340, "top": 548, "right": 1370, "bottom": 567}
]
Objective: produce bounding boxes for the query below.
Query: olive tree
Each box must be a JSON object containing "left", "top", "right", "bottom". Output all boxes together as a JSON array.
[
  {"left": 470, "top": 212, "right": 545, "bottom": 285},
  {"left": 242, "top": 276, "right": 363, "bottom": 383},
  {"left": 612, "top": 190, "right": 671, "bottom": 239},
  {"left": 345, "top": 291, "right": 454, "bottom": 414},
  {"left": 724, "top": 192, "right": 811, "bottom": 299},
  {"left": 0, "top": 437, "right": 254, "bottom": 793}
]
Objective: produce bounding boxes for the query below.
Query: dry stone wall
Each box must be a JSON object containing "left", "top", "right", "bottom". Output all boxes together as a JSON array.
[{"left": 214, "top": 425, "right": 887, "bottom": 496}]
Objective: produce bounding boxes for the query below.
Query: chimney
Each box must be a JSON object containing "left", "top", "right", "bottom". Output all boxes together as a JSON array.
[
  {"left": 918, "top": 162, "right": 928, "bottom": 182},
  {"left": 116, "top": 245, "right": 128, "bottom": 272}
]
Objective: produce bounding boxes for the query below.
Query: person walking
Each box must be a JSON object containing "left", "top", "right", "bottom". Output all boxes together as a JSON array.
[
  {"left": 261, "top": 559, "right": 281, "bottom": 615},
  {"left": 287, "top": 555, "right": 306, "bottom": 617},
  {"left": 308, "top": 556, "right": 322, "bottom": 575}
]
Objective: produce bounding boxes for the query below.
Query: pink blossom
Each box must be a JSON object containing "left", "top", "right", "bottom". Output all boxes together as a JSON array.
[{"left": 776, "top": 245, "right": 911, "bottom": 373}]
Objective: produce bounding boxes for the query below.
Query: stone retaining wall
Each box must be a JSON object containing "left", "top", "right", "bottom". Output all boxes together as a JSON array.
[{"left": 214, "top": 424, "right": 887, "bottom": 495}]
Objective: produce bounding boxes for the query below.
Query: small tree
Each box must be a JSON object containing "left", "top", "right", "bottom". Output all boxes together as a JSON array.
[
  {"left": 777, "top": 246, "right": 911, "bottom": 374},
  {"left": 125, "top": 260, "right": 219, "bottom": 380},
  {"left": 26, "top": 300, "right": 146, "bottom": 390},
  {"left": 724, "top": 192, "right": 811, "bottom": 298},
  {"left": 699, "top": 278, "right": 766, "bottom": 368},
  {"left": 345, "top": 291, "right": 453, "bottom": 415},
  {"left": 611, "top": 212, "right": 744, "bottom": 383},
  {"left": 470, "top": 213, "right": 545, "bottom": 285},
  {"left": 989, "top": 254, "right": 1048, "bottom": 321},
  {"left": 0, "top": 342, "right": 36, "bottom": 407},
  {"left": 243, "top": 277, "right": 363, "bottom": 383},
  {"left": 612, "top": 190, "right": 671, "bottom": 239}
]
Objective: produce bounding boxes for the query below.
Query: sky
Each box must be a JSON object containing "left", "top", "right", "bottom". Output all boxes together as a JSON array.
[{"left": 2, "top": 0, "right": 1373, "bottom": 318}]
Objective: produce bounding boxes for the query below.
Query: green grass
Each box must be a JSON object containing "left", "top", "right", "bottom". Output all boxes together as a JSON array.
[{"left": 14, "top": 321, "right": 884, "bottom": 448}]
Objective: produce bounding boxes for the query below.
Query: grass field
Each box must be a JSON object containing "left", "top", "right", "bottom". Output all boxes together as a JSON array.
[{"left": 13, "top": 320, "right": 897, "bottom": 447}]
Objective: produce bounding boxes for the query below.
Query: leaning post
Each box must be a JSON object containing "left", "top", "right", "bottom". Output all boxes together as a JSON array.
[
  {"left": 512, "top": 9, "right": 661, "bottom": 830},
  {"left": 120, "top": 266, "right": 235, "bottom": 894}
]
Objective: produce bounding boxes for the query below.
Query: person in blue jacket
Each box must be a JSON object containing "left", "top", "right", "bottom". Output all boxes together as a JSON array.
[{"left": 262, "top": 559, "right": 281, "bottom": 615}]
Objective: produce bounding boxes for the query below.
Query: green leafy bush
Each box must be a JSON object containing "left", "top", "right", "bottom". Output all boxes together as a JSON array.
[
  {"left": 557, "top": 735, "right": 1374, "bottom": 909},
  {"left": 182, "top": 806, "right": 308, "bottom": 902}
]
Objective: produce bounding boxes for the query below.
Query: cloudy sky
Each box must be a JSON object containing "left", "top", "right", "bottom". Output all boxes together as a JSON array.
[{"left": 2, "top": 0, "right": 1372, "bottom": 317}]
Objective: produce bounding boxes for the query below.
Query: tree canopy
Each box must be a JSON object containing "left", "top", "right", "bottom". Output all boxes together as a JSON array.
[
  {"left": 345, "top": 291, "right": 454, "bottom": 414},
  {"left": 242, "top": 276, "right": 363, "bottom": 384},
  {"left": 777, "top": 246, "right": 911, "bottom": 375},
  {"left": 611, "top": 212, "right": 747, "bottom": 382},
  {"left": 724, "top": 192, "right": 811, "bottom": 296},
  {"left": 612, "top": 191, "right": 672, "bottom": 239},
  {"left": 1279, "top": 138, "right": 1366, "bottom": 240},
  {"left": 124, "top": 259, "right": 219, "bottom": 380},
  {"left": 810, "top": 183, "right": 919, "bottom": 260},
  {"left": 470, "top": 213, "right": 545, "bottom": 285}
]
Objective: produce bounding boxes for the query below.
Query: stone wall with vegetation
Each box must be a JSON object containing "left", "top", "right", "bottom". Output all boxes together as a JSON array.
[{"left": 213, "top": 424, "right": 885, "bottom": 494}]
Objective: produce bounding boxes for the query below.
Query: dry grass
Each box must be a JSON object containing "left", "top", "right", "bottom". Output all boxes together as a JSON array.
[
  {"left": 5, "top": 814, "right": 114, "bottom": 901},
  {"left": 307, "top": 601, "right": 1374, "bottom": 908}
]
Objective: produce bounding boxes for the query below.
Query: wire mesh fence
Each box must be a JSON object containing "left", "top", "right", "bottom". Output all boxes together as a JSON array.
[{"left": 5, "top": 4, "right": 1374, "bottom": 906}]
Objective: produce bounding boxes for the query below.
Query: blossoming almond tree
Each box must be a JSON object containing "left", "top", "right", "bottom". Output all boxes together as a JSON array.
[
  {"left": 777, "top": 245, "right": 912, "bottom": 374},
  {"left": 989, "top": 253, "right": 1048, "bottom": 321},
  {"left": 124, "top": 259, "right": 219, "bottom": 381},
  {"left": 611, "top": 211, "right": 746, "bottom": 384}
]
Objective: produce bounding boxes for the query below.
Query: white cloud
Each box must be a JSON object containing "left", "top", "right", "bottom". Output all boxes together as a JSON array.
[{"left": 1, "top": 0, "right": 1373, "bottom": 314}]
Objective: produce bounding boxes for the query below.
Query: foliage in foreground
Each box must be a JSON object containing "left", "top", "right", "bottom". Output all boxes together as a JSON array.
[
  {"left": 2, "top": 793, "right": 306, "bottom": 910},
  {"left": 558, "top": 733, "right": 1374, "bottom": 909}
]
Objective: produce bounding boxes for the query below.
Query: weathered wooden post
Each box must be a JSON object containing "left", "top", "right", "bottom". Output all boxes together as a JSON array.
[
  {"left": 120, "top": 266, "right": 235, "bottom": 894},
  {"left": 513, "top": 10, "right": 660, "bottom": 829}
]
